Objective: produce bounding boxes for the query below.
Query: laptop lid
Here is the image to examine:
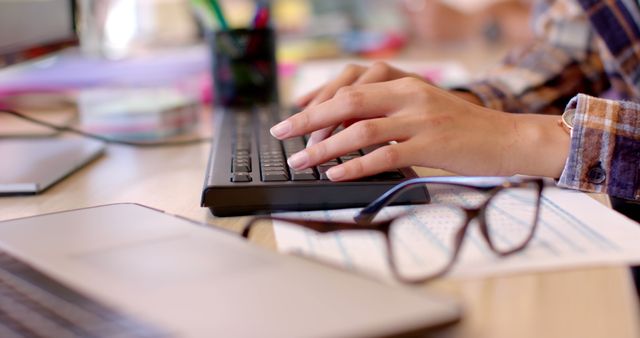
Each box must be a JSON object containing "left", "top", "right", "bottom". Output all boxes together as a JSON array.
[
  {"left": 0, "top": 0, "right": 76, "bottom": 67},
  {"left": 0, "top": 138, "right": 105, "bottom": 195},
  {"left": 0, "top": 204, "right": 461, "bottom": 337}
]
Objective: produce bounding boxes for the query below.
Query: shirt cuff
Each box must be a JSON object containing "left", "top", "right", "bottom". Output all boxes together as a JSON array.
[
  {"left": 453, "top": 81, "right": 524, "bottom": 113},
  {"left": 558, "top": 94, "right": 640, "bottom": 201}
]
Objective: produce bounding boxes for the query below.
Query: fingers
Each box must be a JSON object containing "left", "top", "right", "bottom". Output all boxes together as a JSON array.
[
  {"left": 352, "top": 61, "right": 420, "bottom": 85},
  {"left": 304, "top": 63, "right": 385, "bottom": 147},
  {"left": 287, "top": 118, "right": 410, "bottom": 170},
  {"left": 294, "top": 64, "right": 366, "bottom": 108},
  {"left": 308, "top": 64, "right": 366, "bottom": 106},
  {"left": 295, "top": 62, "right": 423, "bottom": 108},
  {"left": 293, "top": 62, "right": 423, "bottom": 145},
  {"left": 326, "top": 143, "right": 412, "bottom": 181},
  {"left": 271, "top": 80, "right": 417, "bottom": 139},
  {"left": 293, "top": 64, "right": 367, "bottom": 145},
  {"left": 306, "top": 126, "right": 337, "bottom": 147},
  {"left": 296, "top": 86, "right": 323, "bottom": 107}
]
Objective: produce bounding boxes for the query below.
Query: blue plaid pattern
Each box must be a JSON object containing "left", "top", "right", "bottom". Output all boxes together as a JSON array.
[{"left": 461, "top": 0, "right": 640, "bottom": 200}]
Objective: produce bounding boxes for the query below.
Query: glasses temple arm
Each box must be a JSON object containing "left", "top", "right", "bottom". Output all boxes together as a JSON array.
[
  {"left": 354, "top": 179, "right": 426, "bottom": 224},
  {"left": 242, "top": 216, "right": 392, "bottom": 238},
  {"left": 353, "top": 176, "right": 545, "bottom": 224}
]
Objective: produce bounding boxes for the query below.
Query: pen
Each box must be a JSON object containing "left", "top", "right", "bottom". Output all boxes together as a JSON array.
[
  {"left": 252, "top": 2, "right": 270, "bottom": 29},
  {"left": 207, "top": 0, "right": 229, "bottom": 31},
  {"left": 189, "top": 0, "right": 216, "bottom": 29}
]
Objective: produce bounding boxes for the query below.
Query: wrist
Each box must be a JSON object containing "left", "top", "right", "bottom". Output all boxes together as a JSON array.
[{"left": 506, "top": 114, "right": 571, "bottom": 178}]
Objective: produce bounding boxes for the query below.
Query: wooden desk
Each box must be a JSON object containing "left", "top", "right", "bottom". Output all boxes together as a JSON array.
[{"left": 0, "top": 127, "right": 637, "bottom": 338}]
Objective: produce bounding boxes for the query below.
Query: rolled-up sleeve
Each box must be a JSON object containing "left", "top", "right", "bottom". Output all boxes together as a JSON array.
[
  {"left": 558, "top": 94, "right": 640, "bottom": 200},
  {"left": 458, "top": 0, "right": 608, "bottom": 114}
]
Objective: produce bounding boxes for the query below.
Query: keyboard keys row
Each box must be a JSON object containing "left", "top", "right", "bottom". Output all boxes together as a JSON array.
[
  {"left": 233, "top": 160, "right": 251, "bottom": 173},
  {"left": 231, "top": 112, "right": 254, "bottom": 182},
  {"left": 0, "top": 251, "right": 166, "bottom": 338},
  {"left": 230, "top": 107, "right": 406, "bottom": 184},
  {"left": 283, "top": 137, "right": 319, "bottom": 181},
  {"left": 259, "top": 120, "right": 290, "bottom": 181}
]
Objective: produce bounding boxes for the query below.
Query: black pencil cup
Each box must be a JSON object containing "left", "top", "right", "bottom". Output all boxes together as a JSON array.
[{"left": 209, "top": 28, "right": 278, "bottom": 108}]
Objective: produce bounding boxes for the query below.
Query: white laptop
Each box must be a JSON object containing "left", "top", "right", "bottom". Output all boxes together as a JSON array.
[
  {"left": 0, "top": 204, "right": 461, "bottom": 338},
  {"left": 0, "top": 138, "right": 105, "bottom": 195}
]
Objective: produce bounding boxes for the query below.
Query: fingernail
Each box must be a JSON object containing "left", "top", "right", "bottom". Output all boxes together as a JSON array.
[
  {"left": 288, "top": 151, "right": 309, "bottom": 169},
  {"left": 326, "top": 166, "right": 345, "bottom": 181},
  {"left": 270, "top": 120, "right": 291, "bottom": 138}
]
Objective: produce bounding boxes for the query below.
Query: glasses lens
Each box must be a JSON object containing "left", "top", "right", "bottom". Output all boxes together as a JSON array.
[
  {"left": 484, "top": 183, "right": 540, "bottom": 253},
  {"left": 389, "top": 204, "right": 467, "bottom": 281}
]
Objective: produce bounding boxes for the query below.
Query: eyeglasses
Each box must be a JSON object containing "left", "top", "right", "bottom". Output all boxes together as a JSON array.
[{"left": 241, "top": 176, "right": 548, "bottom": 284}]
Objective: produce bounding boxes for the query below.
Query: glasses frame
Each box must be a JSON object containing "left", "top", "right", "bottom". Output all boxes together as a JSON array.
[{"left": 241, "top": 176, "right": 546, "bottom": 284}]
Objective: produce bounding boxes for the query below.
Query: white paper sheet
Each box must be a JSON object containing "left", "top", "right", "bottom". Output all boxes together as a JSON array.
[{"left": 274, "top": 187, "right": 640, "bottom": 281}]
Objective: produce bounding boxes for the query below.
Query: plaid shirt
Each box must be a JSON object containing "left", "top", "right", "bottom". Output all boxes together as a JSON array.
[{"left": 462, "top": 0, "right": 640, "bottom": 201}]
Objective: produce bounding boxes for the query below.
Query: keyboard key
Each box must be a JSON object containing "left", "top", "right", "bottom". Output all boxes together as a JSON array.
[
  {"left": 263, "top": 172, "right": 289, "bottom": 181},
  {"left": 361, "top": 145, "right": 382, "bottom": 154},
  {"left": 235, "top": 143, "right": 251, "bottom": 152},
  {"left": 291, "top": 170, "right": 317, "bottom": 181},
  {"left": 317, "top": 163, "right": 337, "bottom": 171},
  {"left": 261, "top": 160, "right": 285, "bottom": 168},
  {"left": 0, "top": 250, "right": 167, "bottom": 338},
  {"left": 234, "top": 157, "right": 250, "bottom": 164},
  {"left": 262, "top": 167, "right": 285, "bottom": 173},
  {"left": 261, "top": 156, "right": 283, "bottom": 161},
  {"left": 282, "top": 138, "right": 305, "bottom": 155},
  {"left": 231, "top": 173, "right": 252, "bottom": 182},
  {"left": 233, "top": 164, "right": 251, "bottom": 173},
  {"left": 234, "top": 150, "right": 250, "bottom": 157},
  {"left": 317, "top": 166, "right": 334, "bottom": 180},
  {"left": 260, "top": 151, "right": 283, "bottom": 158},
  {"left": 339, "top": 151, "right": 361, "bottom": 162}
]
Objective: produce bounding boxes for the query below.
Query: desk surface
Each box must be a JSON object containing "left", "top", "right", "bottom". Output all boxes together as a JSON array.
[
  {"left": 1, "top": 42, "right": 639, "bottom": 338},
  {"left": 0, "top": 133, "right": 638, "bottom": 338}
]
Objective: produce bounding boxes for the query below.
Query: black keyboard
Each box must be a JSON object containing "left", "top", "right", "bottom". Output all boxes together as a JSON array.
[
  {"left": 201, "top": 106, "right": 430, "bottom": 216},
  {"left": 0, "top": 249, "right": 167, "bottom": 338}
]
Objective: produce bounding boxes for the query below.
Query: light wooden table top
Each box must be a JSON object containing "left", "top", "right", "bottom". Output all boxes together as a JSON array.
[
  {"left": 0, "top": 123, "right": 638, "bottom": 338},
  {"left": 1, "top": 41, "right": 639, "bottom": 337}
]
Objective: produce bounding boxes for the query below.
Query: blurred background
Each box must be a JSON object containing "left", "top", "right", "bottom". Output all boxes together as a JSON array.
[
  {"left": 75, "top": 0, "right": 534, "bottom": 62},
  {"left": 0, "top": 0, "right": 534, "bottom": 140}
]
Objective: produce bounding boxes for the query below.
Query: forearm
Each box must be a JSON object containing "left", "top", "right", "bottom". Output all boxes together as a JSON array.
[{"left": 448, "top": 89, "right": 571, "bottom": 178}]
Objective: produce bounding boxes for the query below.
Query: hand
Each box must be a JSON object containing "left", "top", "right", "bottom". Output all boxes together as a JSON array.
[
  {"left": 296, "top": 62, "right": 425, "bottom": 146},
  {"left": 271, "top": 78, "right": 570, "bottom": 181}
]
